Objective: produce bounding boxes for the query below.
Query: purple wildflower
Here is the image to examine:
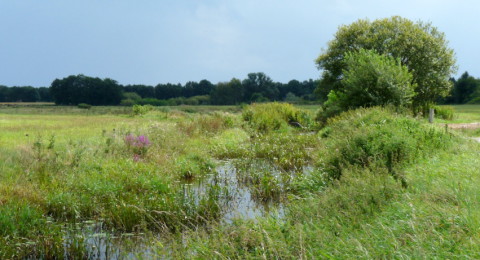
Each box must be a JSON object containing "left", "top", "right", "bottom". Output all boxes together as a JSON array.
[
  {"left": 136, "top": 135, "right": 151, "bottom": 147},
  {"left": 124, "top": 134, "right": 135, "bottom": 147},
  {"left": 133, "top": 154, "right": 141, "bottom": 162},
  {"left": 124, "top": 133, "right": 151, "bottom": 161}
]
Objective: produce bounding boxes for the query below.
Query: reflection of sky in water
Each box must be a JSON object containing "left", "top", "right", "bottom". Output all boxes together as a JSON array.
[{"left": 63, "top": 162, "right": 312, "bottom": 259}]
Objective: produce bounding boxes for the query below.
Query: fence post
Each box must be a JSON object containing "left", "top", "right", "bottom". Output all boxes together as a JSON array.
[{"left": 429, "top": 108, "right": 434, "bottom": 123}]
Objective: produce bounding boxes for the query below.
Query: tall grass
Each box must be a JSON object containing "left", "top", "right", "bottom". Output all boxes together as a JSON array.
[
  {"left": 150, "top": 107, "right": 479, "bottom": 259},
  {"left": 0, "top": 104, "right": 478, "bottom": 258}
]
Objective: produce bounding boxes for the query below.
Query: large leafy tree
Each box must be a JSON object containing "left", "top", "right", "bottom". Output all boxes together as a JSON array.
[{"left": 316, "top": 16, "right": 457, "bottom": 111}]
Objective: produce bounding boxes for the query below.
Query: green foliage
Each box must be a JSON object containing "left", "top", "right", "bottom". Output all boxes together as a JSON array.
[
  {"left": 120, "top": 92, "right": 142, "bottom": 106},
  {"left": 242, "top": 102, "right": 314, "bottom": 133},
  {"left": 120, "top": 99, "right": 137, "bottom": 106},
  {"left": 468, "top": 96, "right": 480, "bottom": 104},
  {"left": 210, "top": 128, "right": 250, "bottom": 159},
  {"left": 132, "top": 104, "right": 153, "bottom": 116},
  {"left": 138, "top": 98, "right": 167, "bottom": 106},
  {"left": 342, "top": 49, "right": 415, "bottom": 107},
  {"left": 77, "top": 103, "right": 92, "bottom": 109},
  {"left": 50, "top": 74, "right": 123, "bottom": 105},
  {"left": 177, "top": 113, "right": 236, "bottom": 136},
  {"left": 2, "top": 104, "right": 479, "bottom": 258},
  {"left": 249, "top": 132, "right": 318, "bottom": 171},
  {"left": 434, "top": 105, "right": 455, "bottom": 120},
  {"left": 0, "top": 86, "right": 41, "bottom": 102},
  {"left": 314, "top": 91, "right": 344, "bottom": 124},
  {"left": 210, "top": 78, "right": 244, "bottom": 105},
  {"left": 446, "top": 72, "right": 480, "bottom": 104},
  {"left": 174, "top": 153, "right": 215, "bottom": 180},
  {"left": 316, "top": 16, "right": 457, "bottom": 111},
  {"left": 284, "top": 92, "right": 302, "bottom": 103},
  {"left": 319, "top": 107, "right": 454, "bottom": 182},
  {"left": 123, "top": 92, "right": 142, "bottom": 102},
  {"left": 317, "top": 49, "right": 415, "bottom": 124}
]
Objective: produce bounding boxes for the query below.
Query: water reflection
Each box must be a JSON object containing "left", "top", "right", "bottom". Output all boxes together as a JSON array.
[{"left": 62, "top": 162, "right": 313, "bottom": 259}]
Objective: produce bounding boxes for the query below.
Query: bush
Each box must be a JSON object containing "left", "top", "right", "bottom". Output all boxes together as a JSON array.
[
  {"left": 315, "top": 91, "right": 344, "bottom": 124},
  {"left": 317, "top": 49, "right": 415, "bottom": 124},
  {"left": 123, "top": 92, "right": 142, "bottom": 102},
  {"left": 341, "top": 49, "right": 415, "bottom": 108},
  {"left": 434, "top": 105, "right": 455, "bottom": 120},
  {"left": 320, "top": 107, "right": 454, "bottom": 184},
  {"left": 77, "top": 103, "right": 91, "bottom": 109},
  {"left": 177, "top": 113, "right": 234, "bottom": 136},
  {"left": 132, "top": 104, "right": 153, "bottom": 116},
  {"left": 138, "top": 98, "right": 167, "bottom": 106},
  {"left": 242, "top": 103, "right": 314, "bottom": 133}
]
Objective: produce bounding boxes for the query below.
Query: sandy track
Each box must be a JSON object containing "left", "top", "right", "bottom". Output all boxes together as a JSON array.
[{"left": 445, "top": 122, "right": 480, "bottom": 129}]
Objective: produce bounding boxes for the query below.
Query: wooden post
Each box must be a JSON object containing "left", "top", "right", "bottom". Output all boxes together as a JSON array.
[{"left": 429, "top": 108, "right": 434, "bottom": 123}]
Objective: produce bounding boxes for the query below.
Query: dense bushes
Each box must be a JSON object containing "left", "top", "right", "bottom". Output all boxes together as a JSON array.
[
  {"left": 434, "top": 105, "right": 455, "bottom": 120},
  {"left": 242, "top": 103, "right": 314, "bottom": 132},
  {"left": 318, "top": 107, "right": 455, "bottom": 183}
]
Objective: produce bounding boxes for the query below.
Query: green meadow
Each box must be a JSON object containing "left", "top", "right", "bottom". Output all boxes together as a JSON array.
[{"left": 0, "top": 104, "right": 479, "bottom": 258}]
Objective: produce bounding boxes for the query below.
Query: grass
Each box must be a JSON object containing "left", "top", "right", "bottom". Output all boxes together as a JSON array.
[
  {"left": 0, "top": 104, "right": 479, "bottom": 258},
  {"left": 436, "top": 104, "right": 480, "bottom": 123},
  {"left": 151, "top": 110, "right": 480, "bottom": 259}
]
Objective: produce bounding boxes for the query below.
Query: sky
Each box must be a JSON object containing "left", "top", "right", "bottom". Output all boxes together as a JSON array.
[{"left": 0, "top": 0, "right": 478, "bottom": 87}]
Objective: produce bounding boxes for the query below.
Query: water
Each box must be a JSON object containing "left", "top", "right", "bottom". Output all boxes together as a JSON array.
[
  {"left": 62, "top": 222, "right": 155, "bottom": 259},
  {"left": 189, "top": 162, "right": 286, "bottom": 223},
  {"left": 61, "top": 161, "right": 312, "bottom": 259}
]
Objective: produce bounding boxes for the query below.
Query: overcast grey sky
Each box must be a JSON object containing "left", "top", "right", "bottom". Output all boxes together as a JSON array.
[{"left": 0, "top": 0, "right": 478, "bottom": 87}]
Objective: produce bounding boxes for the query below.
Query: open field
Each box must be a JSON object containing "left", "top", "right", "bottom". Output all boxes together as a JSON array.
[
  {"left": 0, "top": 104, "right": 479, "bottom": 258},
  {"left": 436, "top": 104, "right": 480, "bottom": 124}
]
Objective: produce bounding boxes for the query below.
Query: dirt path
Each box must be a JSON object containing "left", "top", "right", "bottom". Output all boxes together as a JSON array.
[
  {"left": 444, "top": 122, "right": 480, "bottom": 129},
  {"left": 442, "top": 123, "right": 480, "bottom": 143}
]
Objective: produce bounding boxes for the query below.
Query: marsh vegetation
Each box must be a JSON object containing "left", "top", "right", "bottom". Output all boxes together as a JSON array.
[{"left": 1, "top": 103, "right": 479, "bottom": 258}]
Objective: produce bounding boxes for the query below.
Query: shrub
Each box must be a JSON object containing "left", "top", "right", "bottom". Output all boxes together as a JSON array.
[
  {"left": 138, "top": 98, "right": 167, "bottom": 106},
  {"left": 123, "top": 92, "right": 142, "bottom": 102},
  {"left": 317, "top": 49, "right": 415, "bottom": 124},
  {"left": 434, "top": 105, "right": 455, "bottom": 120},
  {"left": 77, "top": 103, "right": 91, "bottom": 109},
  {"left": 341, "top": 49, "right": 415, "bottom": 108},
  {"left": 132, "top": 104, "right": 153, "bottom": 116},
  {"left": 242, "top": 103, "right": 314, "bottom": 133},
  {"left": 320, "top": 107, "right": 454, "bottom": 184},
  {"left": 175, "top": 153, "right": 215, "bottom": 180},
  {"left": 177, "top": 113, "right": 234, "bottom": 136}
]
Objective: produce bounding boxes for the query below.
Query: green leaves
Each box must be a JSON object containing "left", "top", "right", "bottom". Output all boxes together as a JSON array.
[
  {"left": 341, "top": 49, "right": 415, "bottom": 108},
  {"left": 316, "top": 16, "right": 457, "bottom": 110}
]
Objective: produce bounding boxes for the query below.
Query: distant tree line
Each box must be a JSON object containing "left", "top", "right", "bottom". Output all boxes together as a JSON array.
[
  {"left": 1, "top": 71, "right": 478, "bottom": 107},
  {"left": 50, "top": 75, "right": 123, "bottom": 105},
  {"left": 441, "top": 72, "right": 480, "bottom": 104},
  {"left": 0, "top": 85, "right": 51, "bottom": 102},
  {"left": 120, "top": 72, "right": 318, "bottom": 106},
  {"left": 0, "top": 73, "right": 318, "bottom": 106}
]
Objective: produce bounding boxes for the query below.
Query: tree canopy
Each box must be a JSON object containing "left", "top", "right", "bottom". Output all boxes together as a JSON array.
[
  {"left": 50, "top": 75, "right": 123, "bottom": 105},
  {"left": 340, "top": 49, "right": 415, "bottom": 108},
  {"left": 316, "top": 16, "right": 457, "bottom": 111}
]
